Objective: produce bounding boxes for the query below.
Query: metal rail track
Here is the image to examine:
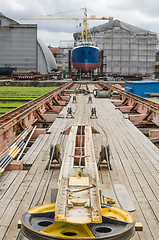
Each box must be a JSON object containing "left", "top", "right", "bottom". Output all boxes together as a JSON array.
[
  {"left": 0, "top": 81, "right": 73, "bottom": 129},
  {"left": 98, "top": 81, "right": 159, "bottom": 111},
  {"left": 0, "top": 81, "right": 74, "bottom": 152}
]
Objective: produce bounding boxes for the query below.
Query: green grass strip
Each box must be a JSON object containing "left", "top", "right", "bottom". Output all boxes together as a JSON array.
[{"left": 0, "top": 86, "right": 57, "bottom": 115}]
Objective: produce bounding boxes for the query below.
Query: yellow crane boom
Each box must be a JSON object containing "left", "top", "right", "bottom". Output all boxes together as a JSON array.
[
  {"left": 20, "top": 16, "right": 113, "bottom": 21},
  {"left": 20, "top": 8, "right": 113, "bottom": 43}
]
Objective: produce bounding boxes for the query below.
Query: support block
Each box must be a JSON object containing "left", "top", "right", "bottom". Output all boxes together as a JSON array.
[
  {"left": 17, "top": 219, "right": 22, "bottom": 229},
  {"left": 113, "top": 100, "right": 123, "bottom": 107},
  {"left": 32, "top": 128, "right": 47, "bottom": 138},
  {"left": 42, "top": 114, "right": 58, "bottom": 122},
  {"left": 129, "top": 114, "right": 147, "bottom": 125},
  {"left": 52, "top": 98, "right": 66, "bottom": 106},
  {"left": 149, "top": 129, "right": 159, "bottom": 138},
  {"left": 57, "top": 100, "right": 66, "bottom": 106},
  {"left": 51, "top": 106, "right": 62, "bottom": 113},
  {"left": 60, "top": 95, "right": 70, "bottom": 101},
  {"left": 119, "top": 106, "right": 134, "bottom": 113},
  {"left": 6, "top": 160, "right": 23, "bottom": 171},
  {"left": 135, "top": 222, "right": 143, "bottom": 231}
]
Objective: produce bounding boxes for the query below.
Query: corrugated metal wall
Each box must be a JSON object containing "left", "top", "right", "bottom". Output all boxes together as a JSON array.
[{"left": 0, "top": 24, "right": 37, "bottom": 72}]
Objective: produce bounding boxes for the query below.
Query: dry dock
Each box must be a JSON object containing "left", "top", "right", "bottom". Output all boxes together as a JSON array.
[{"left": 0, "top": 83, "right": 159, "bottom": 240}]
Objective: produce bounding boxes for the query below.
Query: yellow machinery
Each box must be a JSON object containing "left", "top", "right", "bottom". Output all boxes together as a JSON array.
[{"left": 21, "top": 125, "right": 135, "bottom": 239}]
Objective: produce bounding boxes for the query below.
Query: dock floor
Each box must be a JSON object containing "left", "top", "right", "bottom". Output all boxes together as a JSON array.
[{"left": 0, "top": 84, "right": 159, "bottom": 240}]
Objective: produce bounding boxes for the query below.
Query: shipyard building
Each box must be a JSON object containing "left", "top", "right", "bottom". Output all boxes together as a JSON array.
[
  {"left": 74, "top": 20, "right": 157, "bottom": 76},
  {"left": 0, "top": 13, "right": 56, "bottom": 74}
]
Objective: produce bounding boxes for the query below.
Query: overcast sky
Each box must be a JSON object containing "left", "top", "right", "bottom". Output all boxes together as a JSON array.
[{"left": 1, "top": 0, "right": 159, "bottom": 47}]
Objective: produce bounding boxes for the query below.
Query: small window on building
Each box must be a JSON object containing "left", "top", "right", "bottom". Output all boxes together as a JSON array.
[
  {"left": 0, "top": 20, "right": 1, "bottom": 25},
  {"left": 89, "top": 51, "right": 92, "bottom": 55}
]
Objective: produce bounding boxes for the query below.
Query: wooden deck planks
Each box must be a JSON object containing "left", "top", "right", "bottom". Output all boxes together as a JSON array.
[
  {"left": 0, "top": 88, "right": 158, "bottom": 240},
  {"left": 0, "top": 170, "right": 27, "bottom": 240},
  {"left": 93, "top": 98, "right": 159, "bottom": 240},
  {"left": 0, "top": 171, "right": 19, "bottom": 200},
  {"left": 1, "top": 110, "right": 72, "bottom": 240}
]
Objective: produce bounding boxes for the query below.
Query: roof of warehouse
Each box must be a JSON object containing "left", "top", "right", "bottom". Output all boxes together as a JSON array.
[
  {"left": 38, "top": 39, "right": 57, "bottom": 70},
  {"left": 0, "top": 12, "right": 19, "bottom": 25},
  {"left": 74, "top": 19, "right": 157, "bottom": 37}
]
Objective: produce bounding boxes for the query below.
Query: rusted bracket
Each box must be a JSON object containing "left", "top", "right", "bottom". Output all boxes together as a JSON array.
[
  {"left": 122, "top": 98, "right": 128, "bottom": 105},
  {"left": 18, "top": 121, "right": 27, "bottom": 131},
  {"left": 143, "top": 110, "right": 153, "bottom": 121},
  {"left": 45, "top": 102, "right": 53, "bottom": 110},
  {"left": 57, "top": 94, "right": 62, "bottom": 100},
  {"left": 36, "top": 110, "right": 45, "bottom": 122},
  {"left": 130, "top": 103, "right": 138, "bottom": 112},
  {"left": 52, "top": 97, "right": 59, "bottom": 105}
]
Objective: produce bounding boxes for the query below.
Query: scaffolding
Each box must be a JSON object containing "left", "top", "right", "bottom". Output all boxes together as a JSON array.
[{"left": 74, "top": 20, "right": 157, "bottom": 76}]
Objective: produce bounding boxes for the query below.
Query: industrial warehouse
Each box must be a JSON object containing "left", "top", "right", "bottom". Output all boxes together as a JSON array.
[
  {"left": 74, "top": 19, "right": 158, "bottom": 76},
  {"left": 0, "top": 5, "right": 159, "bottom": 240},
  {"left": 0, "top": 13, "right": 56, "bottom": 75}
]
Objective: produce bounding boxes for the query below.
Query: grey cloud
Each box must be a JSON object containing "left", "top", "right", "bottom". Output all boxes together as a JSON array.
[{"left": 0, "top": 0, "right": 159, "bottom": 47}]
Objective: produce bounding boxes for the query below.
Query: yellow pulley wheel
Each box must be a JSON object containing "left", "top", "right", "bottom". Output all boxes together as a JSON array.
[{"left": 21, "top": 203, "right": 135, "bottom": 240}]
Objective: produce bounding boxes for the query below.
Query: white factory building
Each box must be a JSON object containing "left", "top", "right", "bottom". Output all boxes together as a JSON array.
[
  {"left": 74, "top": 20, "right": 158, "bottom": 75},
  {"left": 0, "top": 13, "right": 56, "bottom": 74}
]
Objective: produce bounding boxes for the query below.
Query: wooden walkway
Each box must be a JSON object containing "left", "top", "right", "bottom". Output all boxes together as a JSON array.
[{"left": 0, "top": 83, "right": 159, "bottom": 240}]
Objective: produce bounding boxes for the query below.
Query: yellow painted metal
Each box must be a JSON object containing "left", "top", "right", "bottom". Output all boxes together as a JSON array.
[
  {"left": 9, "top": 145, "right": 17, "bottom": 156},
  {"left": 12, "top": 147, "right": 21, "bottom": 158},
  {"left": 8, "top": 145, "right": 21, "bottom": 158},
  {"left": 102, "top": 206, "right": 134, "bottom": 223},
  {"left": 27, "top": 203, "right": 56, "bottom": 214},
  {"left": 21, "top": 123, "right": 135, "bottom": 239},
  {"left": 0, "top": 168, "right": 4, "bottom": 173},
  {"left": 41, "top": 222, "right": 95, "bottom": 238},
  {"left": 102, "top": 194, "right": 116, "bottom": 204},
  {"left": 76, "top": 170, "right": 82, "bottom": 177},
  {"left": 27, "top": 202, "right": 133, "bottom": 224},
  {"left": 24, "top": 202, "right": 134, "bottom": 238}
]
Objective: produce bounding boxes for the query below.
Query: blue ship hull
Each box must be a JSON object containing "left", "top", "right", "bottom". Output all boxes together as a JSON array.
[{"left": 72, "top": 44, "right": 100, "bottom": 73}]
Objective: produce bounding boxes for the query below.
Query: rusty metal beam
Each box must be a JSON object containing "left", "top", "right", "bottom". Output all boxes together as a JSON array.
[
  {"left": 0, "top": 81, "right": 73, "bottom": 131},
  {"left": 98, "top": 82, "right": 159, "bottom": 127},
  {"left": 0, "top": 81, "right": 73, "bottom": 152}
]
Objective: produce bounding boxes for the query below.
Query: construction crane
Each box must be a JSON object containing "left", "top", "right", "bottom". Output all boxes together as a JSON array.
[
  {"left": 21, "top": 8, "right": 113, "bottom": 78},
  {"left": 20, "top": 7, "right": 113, "bottom": 22},
  {"left": 21, "top": 8, "right": 113, "bottom": 44}
]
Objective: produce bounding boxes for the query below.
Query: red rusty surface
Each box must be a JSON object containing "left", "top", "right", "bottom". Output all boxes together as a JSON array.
[
  {"left": 149, "top": 129, "right": 159, "bottom": 138},
  {"left": 99, "top": 81, "right": 159, "bottom": 127},
  {"left": 129, "top": 114, "right": 148, "bottom": 125},
  {"left": 42, "top": 114, "right": 58, "bottom": 122},
  {"left": 32, "top": 128, "right": 47, "bottom": 139},
  {"left": 5, "top": 160, "right": 23, "bottom": 171},
  {"left": 0, "top": 81, "right": 74, "bottom": 152},
  {"left": 119, "top": 106, "right": 134, "bottom": 113},
  {"left": 49, "top": 106, "right": 62, "bottom": 113}
]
